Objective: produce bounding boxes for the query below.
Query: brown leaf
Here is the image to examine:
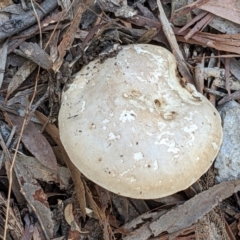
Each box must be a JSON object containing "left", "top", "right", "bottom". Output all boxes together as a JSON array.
[
  {"left": 199, "top": 0, "right": 240, "bottom": 25},
  {"left": 6, "top": 60, "right": 37, "bottom": 100},
  {"left": 149, "top": 180, "right": 240, "bottom": 237},
  {"left": 14, "top": 156, "right": 54, "bottom": 239},
  {"left": 128, "top": 15, "right": 161, "bottom": 30},
  {"left": 64, "top": 203, "right": 83, "bottom": 233},
  {"left": 19, "top": 42, "right": 53, "bottom": 70},
  {"left": 17, "top": 152, "right": 71, "bottom": 189},
  {"left": 95, "top": 185, "right": 111, "bottom": 212},
  {"left": 7, "top": 114, "right": 58, "bottom": 172}
]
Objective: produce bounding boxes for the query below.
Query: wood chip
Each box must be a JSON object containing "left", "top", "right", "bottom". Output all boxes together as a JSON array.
[{"left": 150, "top": 180, "right": 240, "bottom": 236}]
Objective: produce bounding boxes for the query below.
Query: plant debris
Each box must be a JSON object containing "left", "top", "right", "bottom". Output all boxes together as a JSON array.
[{"left": 0, "top": 0, "right": 240, "bottom": 239}]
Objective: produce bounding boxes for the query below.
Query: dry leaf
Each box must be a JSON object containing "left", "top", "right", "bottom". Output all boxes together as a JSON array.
[
  {"left": 17, "top": 152, "right": 71, "bottom": 189},
  {"left": 19, "top": 42, "right": 53, "bottom": 70},
  {"left": 199, "top": 0, "right": 240, "bottom": 25},
  {"left": 14, "top": 156, "right": 55, "bottom": 239},
  {"left": 64, "top": 203, "right": 82, "bottom": 233},
  {"left": 6, "top": 60, "right": 37, "bottom": 99},
  {"left": 7, "top": 114, "right": 58, "bottom": 172}
]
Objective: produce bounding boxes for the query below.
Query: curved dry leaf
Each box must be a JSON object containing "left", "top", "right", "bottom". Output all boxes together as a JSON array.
[
  {"left": 64, "top": 203, "right": 85, "bottom": 233},
  {"left": 64, "top": 204, "right": 77, "bottom": 227}
]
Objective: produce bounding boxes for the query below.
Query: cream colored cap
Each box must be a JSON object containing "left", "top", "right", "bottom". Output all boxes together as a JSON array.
[{"left": 59, "top": 44, "right": 222, "bottom": 199}]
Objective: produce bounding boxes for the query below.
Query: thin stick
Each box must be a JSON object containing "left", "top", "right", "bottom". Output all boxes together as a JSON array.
[
  {"left": 156, "top": 0, "right": 193, "bottom": 84},
  {"left": 31, "top": 0, "right": 43, "bottom": 48}
]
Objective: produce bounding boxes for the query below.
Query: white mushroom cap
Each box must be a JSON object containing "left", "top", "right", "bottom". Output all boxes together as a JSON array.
[{"left": 59, "top": 44, "right": 222, "bottom": 199}]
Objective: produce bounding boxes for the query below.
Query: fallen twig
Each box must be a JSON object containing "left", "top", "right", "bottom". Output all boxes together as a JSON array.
[
  {"left": 0, "top": 0, "right": 58, "bottom": 41},
  {"left": 156, "top": 0, "right": 193, "bottom": 84}
]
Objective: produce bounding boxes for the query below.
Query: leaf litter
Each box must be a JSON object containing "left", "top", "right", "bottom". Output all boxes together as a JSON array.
[{"left": 0, "top": 0, "right": 240, "bottom": 239}]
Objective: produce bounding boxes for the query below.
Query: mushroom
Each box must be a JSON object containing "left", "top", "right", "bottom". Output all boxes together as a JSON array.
[{"left": 59, "top": 44, "right": 223, "bottom": 199}]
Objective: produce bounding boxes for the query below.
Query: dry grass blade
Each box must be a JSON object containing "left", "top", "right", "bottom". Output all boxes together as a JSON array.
[{"left": 178, "top": 11, "right": 208, "bottom": 33}]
